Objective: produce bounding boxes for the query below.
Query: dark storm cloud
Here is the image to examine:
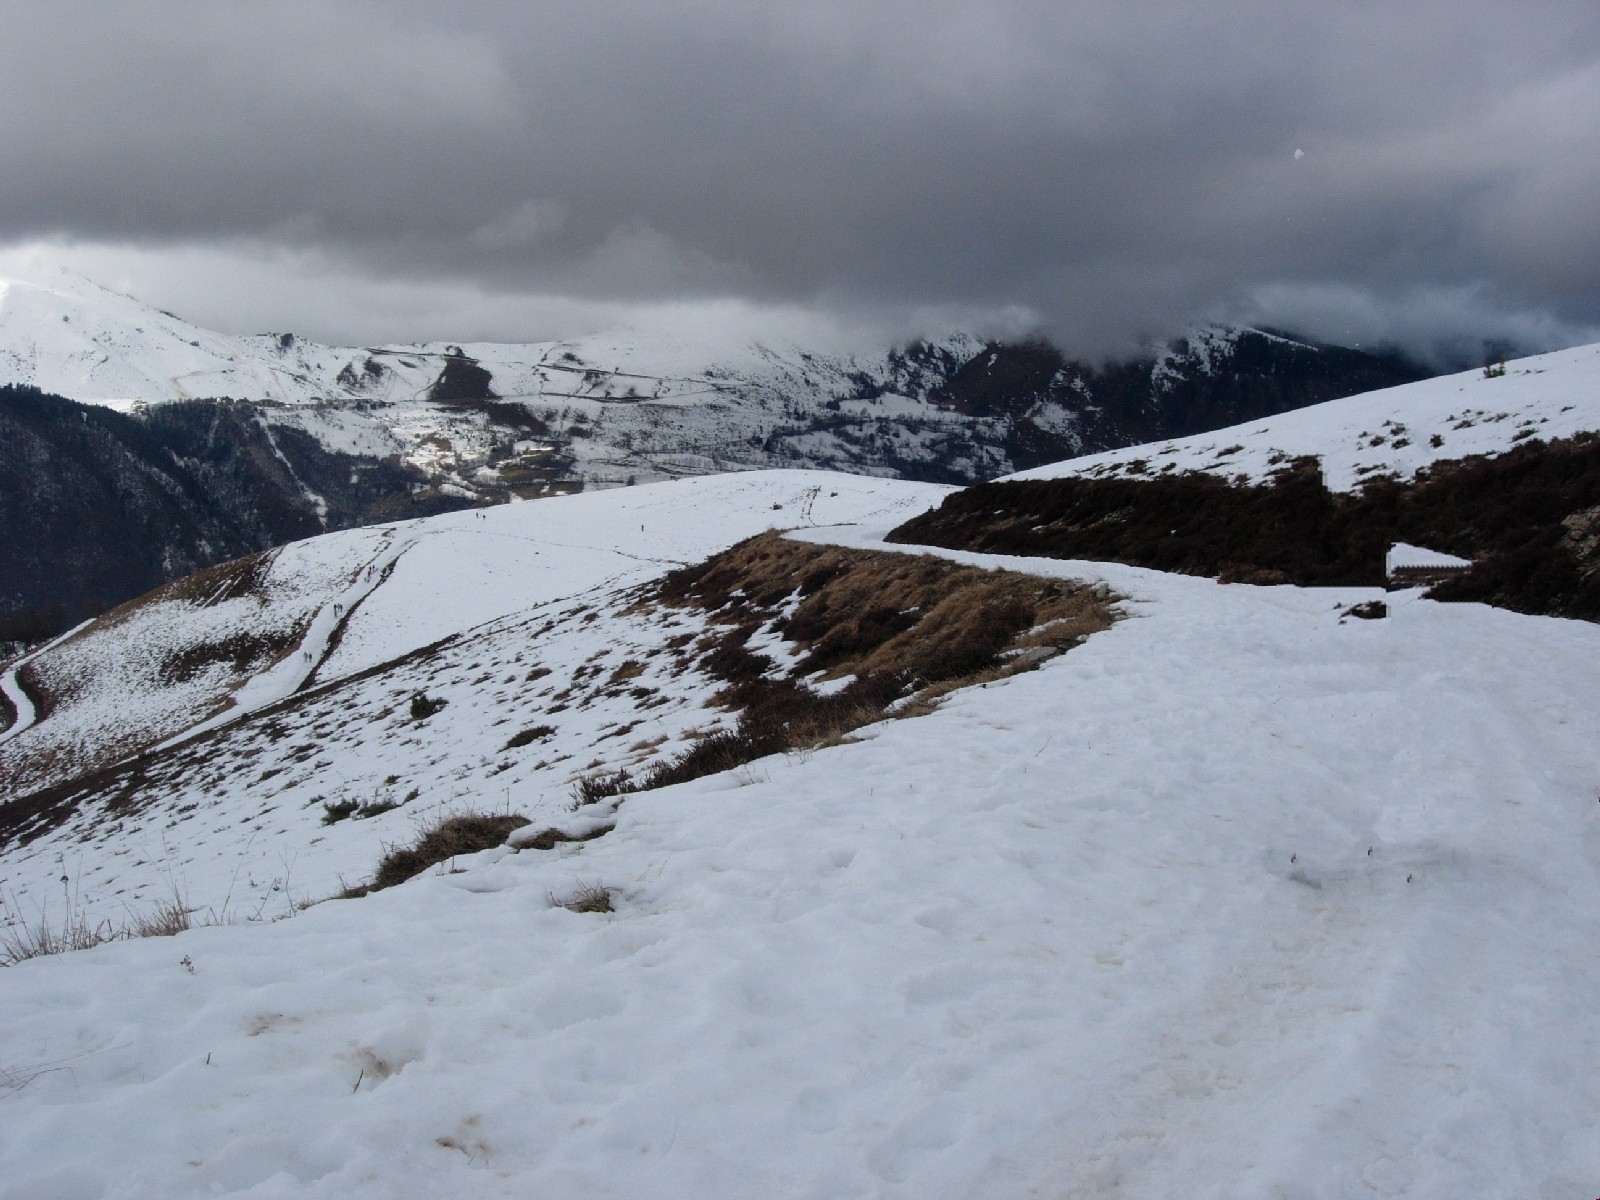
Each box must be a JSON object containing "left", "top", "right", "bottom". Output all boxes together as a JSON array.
[{"left": 4, "top": 1, "right": 1598, "bottom": 356}]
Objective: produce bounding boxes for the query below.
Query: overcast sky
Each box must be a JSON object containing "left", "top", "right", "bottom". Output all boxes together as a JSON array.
[{"left": 3, "top": 1, "right": 1598, "bottom": 362}]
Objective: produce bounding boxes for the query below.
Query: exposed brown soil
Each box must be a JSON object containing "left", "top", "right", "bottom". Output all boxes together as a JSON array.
[{"left": 159, "top": 628, "right": 300, "bottom": 685}]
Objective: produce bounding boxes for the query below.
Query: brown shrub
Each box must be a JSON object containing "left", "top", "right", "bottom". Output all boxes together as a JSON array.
[
  {"left": 607, "top": 660, "right": 646, "bottom": 685},
  {"left": 364, "top": 812, "right": 530, "bottom": 893},
  {"left": 503, "top": 724, "right": 556, "bottom": 750},
  {"left": 572, "top": 771, "right": 632, "bottom": 806},
  {"left": 640, "top": 726, "right": 789, "bottom": 791},
  {"left": 519, "top": 823, "right": 615, "bottom": 850}
]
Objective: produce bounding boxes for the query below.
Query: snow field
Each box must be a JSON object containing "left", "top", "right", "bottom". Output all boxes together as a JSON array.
[
  {"left": 314, "top": 469, "right": 948, "bottom": 679},
  {"left": 7, "top": 306, "right": 1600, "bottom": 1194},
  {"left": 3, "top": 529, "right": 1599, "bottom": 1196},
  {"left": 0, "top": 534, "right": 386, "bottom": 798}
]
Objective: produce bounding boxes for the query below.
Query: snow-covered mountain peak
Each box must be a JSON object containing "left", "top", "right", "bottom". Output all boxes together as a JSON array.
[{"left": 0, "top": 271, "right": 310, "bottom": 407}]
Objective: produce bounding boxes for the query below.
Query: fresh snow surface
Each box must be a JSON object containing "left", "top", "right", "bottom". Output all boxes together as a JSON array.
[
  {"left": 4, "top": 499, "right": 1600, "bottom": 1195},
  {"left": 1007, "top": 340, "right": 1600, "bottom": 490}
]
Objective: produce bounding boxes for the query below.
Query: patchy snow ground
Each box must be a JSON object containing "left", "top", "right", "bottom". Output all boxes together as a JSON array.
[
  {"left": 1007, "top": 340, "right": 1600, "bottom": 490},
  {"left": 3, "top": 503, "right": 1600, "bottom": 1196},
  {"left": 0, "top": 472, "right": 950, "bottom": 926}
]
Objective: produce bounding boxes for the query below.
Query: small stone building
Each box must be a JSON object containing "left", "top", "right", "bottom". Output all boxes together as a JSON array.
[{"left": 1385, "top": 542, "right": 1473, "bottom": 588}]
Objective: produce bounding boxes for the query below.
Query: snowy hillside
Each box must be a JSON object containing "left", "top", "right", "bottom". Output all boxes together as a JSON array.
[
  {"left": 2, "top": 476, "right": 1598, "bottom": 1195},
  {"left": 0, "top": 270, "right": 901, "bottom": 413},
  {"left": 1, "top": 271, "right": 1427, "bottom": 500},
  {"left": 0, "top": 471, "right": 949, "bottom": 921},
  {"left": 5, "top": 289, "right": 1598, "bottom": 1197},
  {"left": 1008, "top": 340, "right": 1600, "bottom": 490}
]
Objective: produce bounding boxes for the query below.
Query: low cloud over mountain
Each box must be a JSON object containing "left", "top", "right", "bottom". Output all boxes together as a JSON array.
[{"left": 2, "top": 4, "right": 1598, "bottom": 360}]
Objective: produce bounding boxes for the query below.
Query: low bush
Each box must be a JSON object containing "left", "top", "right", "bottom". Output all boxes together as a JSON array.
[
  {"left": 504, "top": 724, "right": 556, "bottom": 750},
  {"left": 640, "top": 726, "right": 789, "bottom": 792},
  {"left": 322, "top": 796, "right": 403, "bottom": 825},
  {"left": 519, "top": 823, "right": 615, "bottom": 850},
  {"left": 572, "top": 771, "right": 632, "bottom": 806},
  {"left": 409, "top": 692, "right": 447, "bottom": 720},
  {"left": 353, "top": 812, "right": 530, "bottom": 895}
]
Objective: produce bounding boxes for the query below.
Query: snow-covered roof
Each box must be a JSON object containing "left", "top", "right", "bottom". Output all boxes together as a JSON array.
[{"left": 1386, "top": 542, "right": 1473, "bottom": 573}]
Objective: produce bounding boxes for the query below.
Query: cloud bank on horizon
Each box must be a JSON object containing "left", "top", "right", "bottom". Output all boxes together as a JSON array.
[{"left": 3, "top": 1, "right": 1598, "bottom": 362}]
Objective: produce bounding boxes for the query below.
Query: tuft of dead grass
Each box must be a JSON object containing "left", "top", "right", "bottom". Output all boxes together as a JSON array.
[
  {"left": 553, "top": 882, "right": 614, "bottom": 913},
  {"left": 1, "top": 881, "right": 191, "bottom": 965},
  {"left": 1, "top": 907, "right": 114, "bottom": 964},
  {"left": 124, "top": 892, "right": 192, "bottom": 940}
]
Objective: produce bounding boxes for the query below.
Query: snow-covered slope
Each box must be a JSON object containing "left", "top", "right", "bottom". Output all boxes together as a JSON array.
[
  {"left": 1009, "top": 340, "right": 1600, "bottom": 490},
  {"left": 3, "top": 514, "right": 1598, "bottom": 1196},
  {"left": 0, "top": 273, "right": 310, "bottom": 409},
  {"left": 0, "top": 471, "right": 951, "bottom": 920},
  {"left": 0, "top": 271, "right": 877, "bottom": 413}
]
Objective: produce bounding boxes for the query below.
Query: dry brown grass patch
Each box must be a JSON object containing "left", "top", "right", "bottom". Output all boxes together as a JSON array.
[
  {"left": 353, "top": 812, "right": 531, "bottom": 894},
  {"left": 553, "top": 883, "right": 614, "bottom": 913},
  {"left": 640, "top": 532, "right": 1116, "bottom": 790},
  {"left": 1, "top": 881, "right": 191, "bottom": 965}
]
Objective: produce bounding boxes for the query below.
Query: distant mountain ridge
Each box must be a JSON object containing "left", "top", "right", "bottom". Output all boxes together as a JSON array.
[{"left": 0, "top": 273, "right": 1428, "bottom": 637}]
